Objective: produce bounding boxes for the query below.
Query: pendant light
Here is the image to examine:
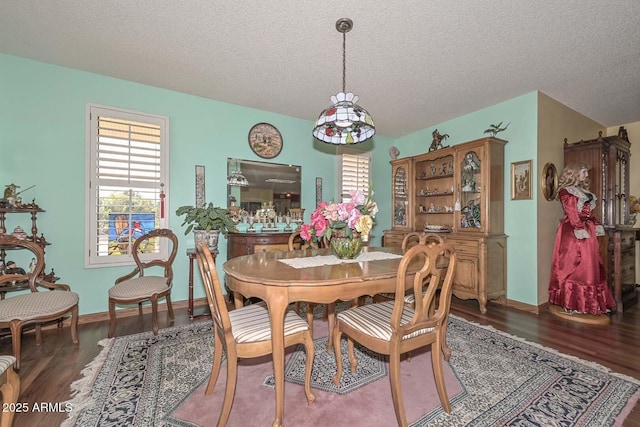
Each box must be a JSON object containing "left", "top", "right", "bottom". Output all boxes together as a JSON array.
[
  {"left": 312, "top": 18, "right": 375, "bottom": 145},
  {"left": 227, "top": 159, "right": 249, "bottom": 187}
]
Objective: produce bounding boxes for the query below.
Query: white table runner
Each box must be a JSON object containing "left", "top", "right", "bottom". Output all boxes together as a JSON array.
[{"left": 278, "top": 251, "right": 403, "bottom": 269}]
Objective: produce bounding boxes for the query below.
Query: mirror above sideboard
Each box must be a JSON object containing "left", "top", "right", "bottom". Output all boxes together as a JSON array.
[{"left": 227, "top": 158, "right": 301, "bottom": 215}]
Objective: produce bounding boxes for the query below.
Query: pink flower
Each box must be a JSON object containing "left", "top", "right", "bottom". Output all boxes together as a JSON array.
[
  {"left": 300, "top": 190, "right": 377, "bottom": 244},
  {"left": 300, "top": 223, "right": 313, "bottom": 241},
  {"left": 349, "top": 189, "right": 366, "bottom": 205}
]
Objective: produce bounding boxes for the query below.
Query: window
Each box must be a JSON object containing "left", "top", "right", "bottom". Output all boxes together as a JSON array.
[
  {"left": 339, "top": 150, "right": 371, "bottom": 202},
  {"left": 85, "top": 105, "right": 169, "bottom": 267}
]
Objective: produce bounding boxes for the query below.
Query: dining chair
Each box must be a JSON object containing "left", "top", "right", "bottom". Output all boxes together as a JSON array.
[
  {"left": 195, "top": 242, "right": 315, "bottom": 427},
  {"left": 0, "top": 235, "right": 79, "bottom": 370},
  {"left": 332, "top": 242, "right": 457, "bottom": 426},
  {"left": 108, "top": 228, "right": 178, "bottom": 338},
  {"left": 374, "top": 232, "right": 445, "bottom": 303},
  {"left": 0, "top": 355, "right": 19, "bottom": 427}
]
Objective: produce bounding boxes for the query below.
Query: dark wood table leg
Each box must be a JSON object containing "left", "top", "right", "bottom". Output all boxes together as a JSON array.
[{"left": 188, "top": 252, "right": 195, "bottom": 319}]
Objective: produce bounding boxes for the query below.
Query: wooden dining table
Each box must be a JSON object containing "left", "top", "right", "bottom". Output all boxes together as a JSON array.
[{"left": 223, "top": 246, "right": 409, "bottom": 427}]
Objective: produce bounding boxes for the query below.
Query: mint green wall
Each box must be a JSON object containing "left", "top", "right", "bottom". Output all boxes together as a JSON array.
[
  {"left": 373, "top": 92, "right": 539, "bottom": 306},
  {"left": 1, "top": 52, "right": 541, "bottom": 314},
  {"left": 0, "top": 53, "right": 343, "bottom": 314}
]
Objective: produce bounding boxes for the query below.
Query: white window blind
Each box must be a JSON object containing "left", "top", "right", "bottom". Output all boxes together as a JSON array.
[
  {"left": 339, "top": 151, "right": 371, "bottom": 202},
  {"left": 85, "top": 105, "right": 169, "bottom": 267}
]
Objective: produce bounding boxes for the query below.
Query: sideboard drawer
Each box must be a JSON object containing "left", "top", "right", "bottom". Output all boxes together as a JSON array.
[
  {"left": 445, "top": 237, "right": 478, "bottom": 255},
  {"left": 383, "top": 230, "right": 406, "bottom": 248},
  {"left": 228, "top": 232, "right": 295, "bottom": 259},
  {"left": 254, "top": 244, "right": 289, "bottom": 253}
]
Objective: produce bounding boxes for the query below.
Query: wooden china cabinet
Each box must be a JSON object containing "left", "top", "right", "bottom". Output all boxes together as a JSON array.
[
  {"left": 383, "top": 158, "right": 413, "bottom": 248},
  {"left": 383, "top": 137, "right": 508, "bottom": 313},
  {"left": 564, "top": 130, "right": 637, "bottom": 311}
]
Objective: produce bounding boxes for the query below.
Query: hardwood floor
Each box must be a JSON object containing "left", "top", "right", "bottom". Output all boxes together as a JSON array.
[{"left": 1, "top": 297, "right": 639, "bottom": 427}]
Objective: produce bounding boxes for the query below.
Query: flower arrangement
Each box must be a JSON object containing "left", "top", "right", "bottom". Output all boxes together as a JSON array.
[{"left": 300, "top": 189, "right": 378, "bottom": 245}]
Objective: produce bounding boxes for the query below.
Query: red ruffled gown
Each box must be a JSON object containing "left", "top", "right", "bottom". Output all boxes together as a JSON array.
[{"left": 548, "top": 186, "right": 616, "bottom": 314}]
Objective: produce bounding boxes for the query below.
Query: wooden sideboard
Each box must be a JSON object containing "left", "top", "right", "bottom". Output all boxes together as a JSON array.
[{"left": 227, "top": 232, "right": 297, "bottom": 259}]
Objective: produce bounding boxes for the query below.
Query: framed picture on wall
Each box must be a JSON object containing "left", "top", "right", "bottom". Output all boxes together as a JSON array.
[
  {"left": 195, "top": 165, "right": 205, "bottom": 208},
  {"left": 315, "top": 177, "right": 322, "bottom": 207},
  {"left": 511, "top": 160, "right": 532, "bottom": 200},
  {"left": 540, "top": 162, "right": 558, "bottom": 201}
]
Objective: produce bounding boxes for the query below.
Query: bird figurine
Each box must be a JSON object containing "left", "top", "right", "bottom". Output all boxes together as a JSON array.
[{"left": 484, "top": 121, "right": 510, "bottom": 137}]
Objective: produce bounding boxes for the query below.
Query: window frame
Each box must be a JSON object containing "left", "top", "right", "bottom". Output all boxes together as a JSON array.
[
  {"left": 84, "top": 104, "right": 170, "bottom": 268},
  {"left": 338, "top": 148, "right": 372, "bottom": 202}
]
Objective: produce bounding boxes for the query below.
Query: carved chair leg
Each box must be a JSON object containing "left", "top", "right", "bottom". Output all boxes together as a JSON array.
[
  {"left": 9, "top": 323, "right": 22, "bottom": 371},
  {"left": 347, "top": 338, "right": 358, "bottom": 373},
  {"left": 218, "top": 346, "right": 238, "bottom": 427},
  {"left": 389, "top": 351, "right": 408, "bottom": 427},
  {"left": 70, "top": 305, "right": 79, "bottom": 346},
  {"left": 432, "top": 340, "right": 451, "bottom": 413},
  {"left": 35, "top": 324, "right": 42, "bottom": 345},
  {"left": 206, "top": 332, "right": 224, "bottom": 396},
  {"left": 166, "top": 294, "right": 175, "bottom": 320},
  {"left": 151, "top": 297, "right": 159, "bottom": 335},
  {"left": 108, "top": 299, "right": 117, "bottom": 338}
]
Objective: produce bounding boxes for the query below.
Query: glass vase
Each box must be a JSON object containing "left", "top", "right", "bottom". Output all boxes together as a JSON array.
[{"left": 330, "top": 237, "right": 363, "bottom": 259}]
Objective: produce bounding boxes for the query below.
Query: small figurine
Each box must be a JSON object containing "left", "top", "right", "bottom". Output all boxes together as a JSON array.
[
  {"left": 388, "top": 146, "right": 400, "bottom": 160},
  {"left": 11, "top": 226, "right": 27, "bottom": 240},
  {"left": 6, "top": 261, "right": 26, "bottom": 275},
  {"left": 429, "top": 129, "right": 450, "bottom": 152},
  {"left": 1, "top": 184, "right": 35, "bottom": 208},
  {"left": 483, "top": 121, "right": 510, "bottom": 137},
  {"left": 29, "top": 258, "right": 36, "bottom": 273}
]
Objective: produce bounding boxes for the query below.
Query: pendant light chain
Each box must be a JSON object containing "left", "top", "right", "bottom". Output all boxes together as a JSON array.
[{"left": 342, "top": 31, "right": 347, "bottom": 94}]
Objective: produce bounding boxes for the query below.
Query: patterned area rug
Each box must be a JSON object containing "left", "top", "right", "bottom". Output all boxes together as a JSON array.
[{"left": 62, "top": 313, "right": 640, "bottom": 427}]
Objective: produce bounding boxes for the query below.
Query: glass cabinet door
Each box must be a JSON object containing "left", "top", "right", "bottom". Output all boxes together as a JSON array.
[
  {"left": 458, "top": 150, "right": 483, "bottom": 230},
  {"left": 392, "top": 166, "right": 408, "bottom": 227},
  {"left": 614, "top": 148, "right": 630, "bottom": 226}
]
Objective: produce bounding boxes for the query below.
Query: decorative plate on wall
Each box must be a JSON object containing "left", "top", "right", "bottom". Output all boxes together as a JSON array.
[{"left": 248, "top": 123, "right": 283, "bottom": 159}]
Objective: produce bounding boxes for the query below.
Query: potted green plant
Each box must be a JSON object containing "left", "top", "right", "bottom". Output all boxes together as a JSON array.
[{"left": 175, "top": 203, "right": 235, "bottom": 250}]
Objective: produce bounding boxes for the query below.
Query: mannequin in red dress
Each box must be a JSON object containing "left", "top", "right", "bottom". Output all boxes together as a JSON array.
[{"left": 548, "top": 163, "right": 616, "bottom": 315}]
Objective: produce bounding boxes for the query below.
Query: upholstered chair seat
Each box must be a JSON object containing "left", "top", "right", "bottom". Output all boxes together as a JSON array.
[
  {"left": 0, "top": 235, "right": 79, "bottom": 371},
  {"left": 229, "top": 302, "right": 310, "bottom": 343},
  {"left": 108, "top": 277, "right": 170, "bottom": 300},
  {"left": 0, "top": 291, "right": 79, "bottom": 321},
  {"left": 336, "top": 301, "right": 435, "bottom": 341}
]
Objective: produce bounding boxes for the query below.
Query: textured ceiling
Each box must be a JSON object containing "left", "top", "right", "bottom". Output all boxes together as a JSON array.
[{"left": 1, "top": 1, "right": 639, "bottom": 138}]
